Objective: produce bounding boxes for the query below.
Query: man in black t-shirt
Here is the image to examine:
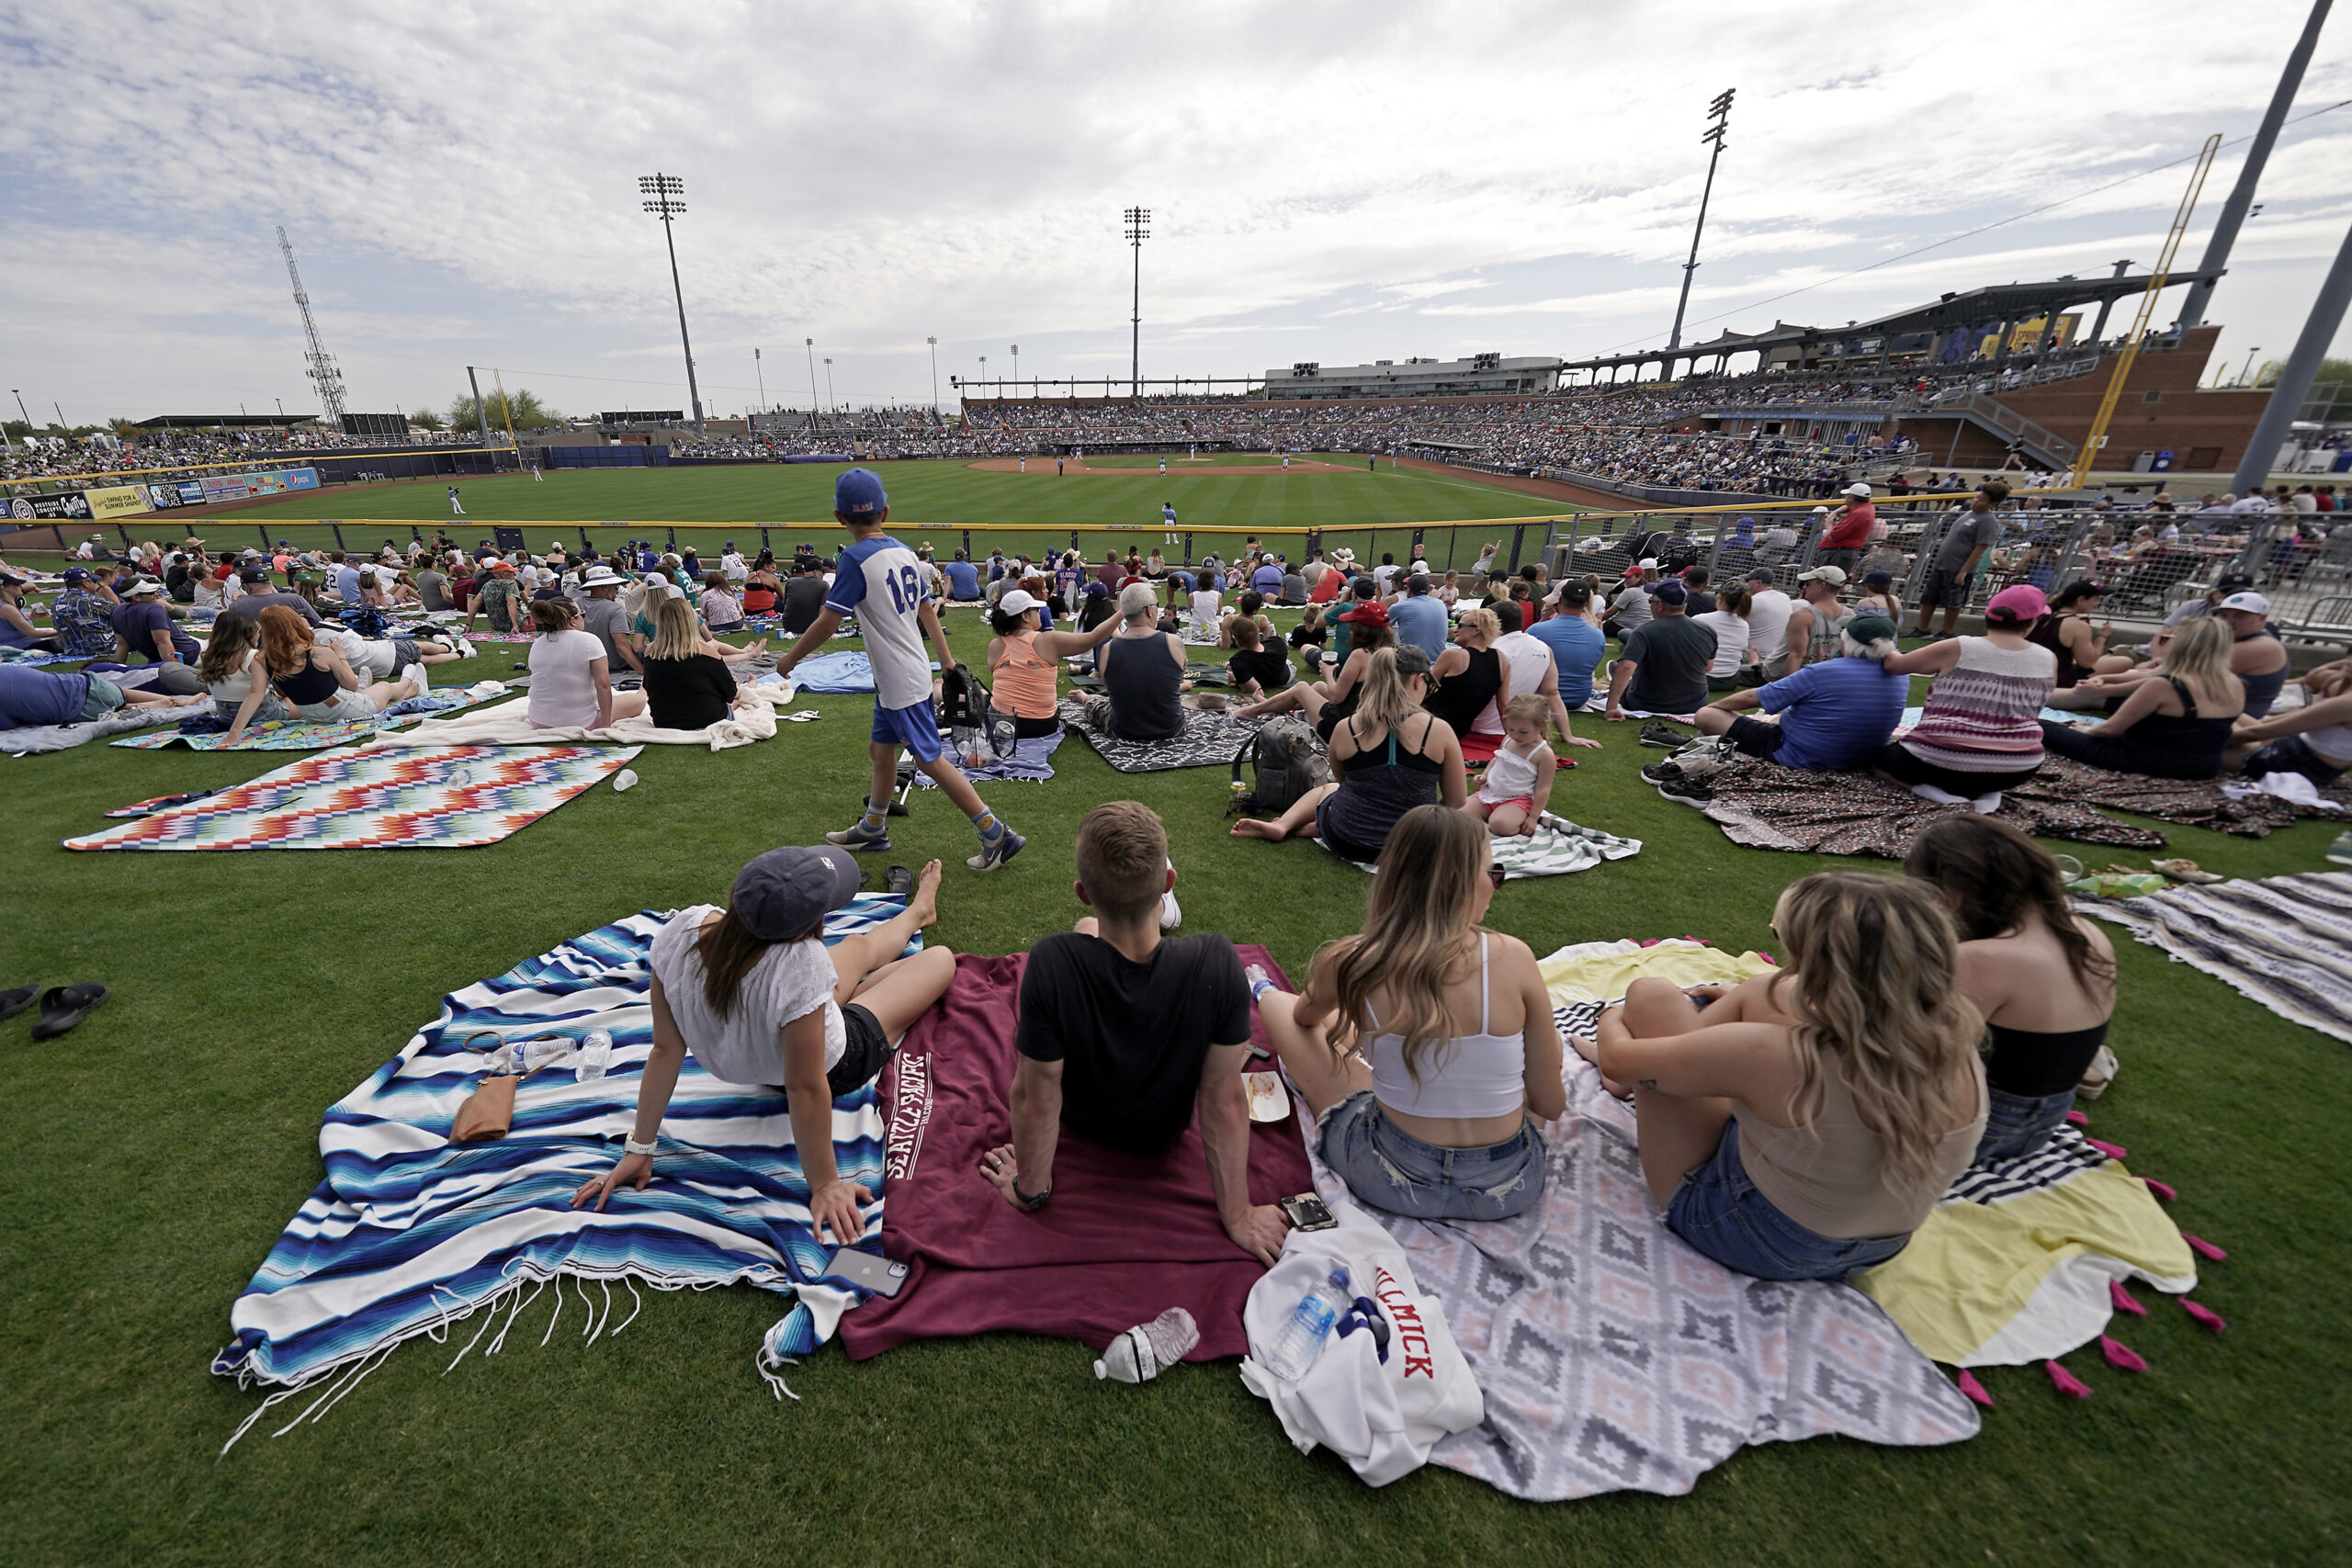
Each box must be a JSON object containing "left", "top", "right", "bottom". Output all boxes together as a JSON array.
[
  {"left": 779, "top": 559, "right": 831, "bottom": 635},
  {"left": 980, "top": 802, "right": 1289, "bottom": 1265}
]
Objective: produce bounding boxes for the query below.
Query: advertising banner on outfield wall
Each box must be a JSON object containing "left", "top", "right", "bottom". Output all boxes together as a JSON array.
[
  {"left": 197, "top": 466, "right": 322, "bottom": 503},
  {"left": 6, "top": 491, "right": 93, "bottom": 521},
  {"left": 85, "top": 484, "right": 150, "bottom": 520}
]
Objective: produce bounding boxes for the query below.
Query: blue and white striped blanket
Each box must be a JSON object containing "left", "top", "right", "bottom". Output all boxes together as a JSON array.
[{"left": 211, "top": 899, "right": 917, "bottom": 1448}]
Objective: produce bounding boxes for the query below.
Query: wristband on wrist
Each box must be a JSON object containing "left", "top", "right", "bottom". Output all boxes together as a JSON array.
[
  {"left": 624, "top": 1134, "right": 658, "bottom": 1157},
  {"left": 1012, "top": 1180, "right": 1051, "bottom": 1212}
]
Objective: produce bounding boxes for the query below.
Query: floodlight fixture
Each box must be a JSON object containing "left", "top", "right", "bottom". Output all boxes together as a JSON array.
[
  {"left": 1667, "top": 90, "right": 1735, "bottom": 355},
  {"left": 1125, "top": 206, "right": 1151, "bottom": 397}
]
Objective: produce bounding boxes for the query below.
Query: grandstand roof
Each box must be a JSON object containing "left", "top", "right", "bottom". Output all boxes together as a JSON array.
[
  {"left": 133, "top": 412, "right": 318, "bottom": 429},
  {"left": 1559, "top": 267, "right": 2227, "bottom": 373}
]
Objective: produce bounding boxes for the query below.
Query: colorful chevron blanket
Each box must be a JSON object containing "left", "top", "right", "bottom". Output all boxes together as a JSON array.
[
  {"left": 2079, "top": 871, "right": 2352, "bottom": 1044},
  {"left": 1298, "top": 939, "right": 1980, "bottom": 1502},
  {"left": 212, "top": 901, "right": 919, "bottom": 1450},
  {"left": 65, "top": 745, "right": 636, "bottom": 852}
]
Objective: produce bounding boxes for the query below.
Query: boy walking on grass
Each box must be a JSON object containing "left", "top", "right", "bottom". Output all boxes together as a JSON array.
[{"left": 773, "top": 468, "right": 1023, "bottom": 873}]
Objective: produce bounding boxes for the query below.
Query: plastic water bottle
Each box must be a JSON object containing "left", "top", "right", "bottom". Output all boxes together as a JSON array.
[
  {"left": 576, "top": 1030, "right": 613, "bottom": 1083},
  {"left": 1261, "top": 1268, "right": 1351, "bottom": 1382},
  {"left": 1093, "top": 1306, "right": 1201, "bottom": 1383}
]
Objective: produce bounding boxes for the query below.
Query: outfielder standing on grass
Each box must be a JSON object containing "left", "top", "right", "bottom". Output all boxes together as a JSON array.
[{"left": 773, "top": 468, "right": 1025, "bottom": 873}]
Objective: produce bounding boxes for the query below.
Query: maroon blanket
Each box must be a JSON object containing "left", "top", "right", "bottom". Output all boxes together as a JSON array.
[{"left": 837, "top": 947, "right": 1315, "bottom": 1362}]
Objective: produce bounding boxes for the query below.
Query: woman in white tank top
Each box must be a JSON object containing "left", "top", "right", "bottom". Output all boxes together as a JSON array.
[{"left": 1257, "top": 804, "right": 1566, "bottom": 1220}]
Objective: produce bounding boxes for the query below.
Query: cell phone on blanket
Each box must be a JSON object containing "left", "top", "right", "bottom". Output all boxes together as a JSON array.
[
  {"left": 826, "top": 1248, "right": 910, "bottom": 1297},
  {"left": 1279, "top": 1192, "right": 1338, "bottom": 1232}
]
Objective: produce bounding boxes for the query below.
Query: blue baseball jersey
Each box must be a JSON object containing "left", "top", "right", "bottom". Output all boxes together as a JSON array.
[{"left": 827, "top": 535, "right": 935, "bottom": 708}]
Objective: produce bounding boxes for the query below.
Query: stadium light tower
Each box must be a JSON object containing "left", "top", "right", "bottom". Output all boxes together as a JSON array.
[
  {"left": 754, "top": 347, "right": 766, "bottom": 416},
  {"left": 1011, "top": 344, "right": 1019, "bottom": 396},
  {"left": 927, "top": 336, "right": 940, "bottom": 411},
  {"left": 805, "top": 338, "right": 819, "bottom": 417},
  {"left": 638, "top": 174, "right": 707, "bottom": 433},
  {"left": 2179, "top": 0, "right": 2332, "bottom": 332},
  {"left": 824, "top": 357, "right": 836, "bottom": 413},
  {"left": 1666, "top": 88, "right": 1735, "bottom": 363},
  {"left": 1125, "top": 206, "right": 1150, "bottom": 398},
  {"left": 276, "top": 226, "right": 347, "bottom": 426}
]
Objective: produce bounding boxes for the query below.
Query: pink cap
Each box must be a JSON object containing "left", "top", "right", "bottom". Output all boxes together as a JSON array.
[{"left": 1984, "top": 584, "right": 2049, "bottom": 625}]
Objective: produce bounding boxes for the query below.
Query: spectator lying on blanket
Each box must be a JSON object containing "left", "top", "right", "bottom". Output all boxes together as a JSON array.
[
  {"left": 233, "top": 605, "right": 419, "bottom": 741},
  {"left": 1224, "top": 618, "right": 1293, "bottom": 700},
  {"left": 1231, "top": 646, "right": 1466, "bottom": 860},
  {"left": 987, "top": 588, "right": 1118, "bottom": 739},
  {"left": 0, "top": 661, "right": 204, "bottom": 730},
  {"left": 571, "top": 848, "right": 955, "bottom": 1247},
  {"left": 1238, "top": 601, "right": 1392, "bottom": 742},
  {"left": 640, "top": 595, "right": 762, "bottom": 730},
  {"left": 2036, "top": 617, "right": 2244, "bottom": 781},
  {"left": 1604, "top": 580, "right": 1713, "bottom": 721},
  {"left": 979, "top": 802, "right": 1289, "bottom": 1265},
  {"left": 1872, "top": 585, "right": 2055, "bottom": 809},
  {"left": 1583, "top": 873, "right": 1987, "bottom": 1282},
  {"left": 1256, "top": 804, "right": 1565, "bottom": 1221},
  {"left": 526, "top": 597, "right": 648, "bottom": 731},
  {"left": 1469, "top": 695, "right": 1557, "bottom": 836},
  {"left": 1690, "top": 613, "right": 1905, "bottom": 771},
  {"left": 1905, "top": 817, "right": 2116, "bottom": 1164},
  {"left": 2226, "top": 660, "right": 2352, "bottom": 784}
]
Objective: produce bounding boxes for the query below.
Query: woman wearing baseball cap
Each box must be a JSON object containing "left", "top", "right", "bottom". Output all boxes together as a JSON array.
[
  {"left": 986, "top": 587, "right": 1119, "bottom": 739},
  {"left": 1873, "top": 584, "right": 2058, "bottom": 809},
  {"left": 572, "top": 848, "right": 954, "bottom": 1248}
]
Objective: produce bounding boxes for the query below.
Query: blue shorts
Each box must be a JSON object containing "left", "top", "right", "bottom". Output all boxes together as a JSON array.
[
  {"left": 870, "top": 698, "right": 944, "bottom": 762},
  {"left": 1973, "top": 1084, "right": 2075, "bottom": 1164},
  {"left": 1317, "top": 1090, "right": 1545, "bottom": 1221},
  {"left": 1666, "top": 1119, "right": 1912, "bottom": 1281}
]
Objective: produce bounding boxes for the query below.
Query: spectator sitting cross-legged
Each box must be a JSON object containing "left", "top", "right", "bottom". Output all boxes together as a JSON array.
[
  {"left": 1604, "top": 579, "right": 1713, "bottom": 721},
  {"left": 526, "top": 596, "right": 649, "bottom": 731},
  {"left": 1255, "top": 804, "right": 1566, "bottom": 1220},
  {"left": 987, "top": 587, "right": 1119, "bottom": 739},
  {"left": 978, "top": 802, "right": 1289, "bottom": 1265},
  {"left": 1873, "top": 585, "right": 2056, "bottom": 810},
  {"left": 1692, "top": 613, "right": 1906, "bottom": 771},
  {"left": 641, "top": 593, "right": 758, "bottom": 732},
  {"left": 107, "top": 577, "right": 206, "bottom": 694}
]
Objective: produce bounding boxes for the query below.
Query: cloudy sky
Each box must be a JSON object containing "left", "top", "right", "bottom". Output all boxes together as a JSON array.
[{"left": 3, "top": 0, "right": 2348, "bottom": 425}]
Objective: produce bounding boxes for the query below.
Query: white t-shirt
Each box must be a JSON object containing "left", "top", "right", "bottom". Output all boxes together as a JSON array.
[
  {"left": 827, "top": 534, "right": 934, "bottom": 710},
  {"left": 1745, "top": 589, "right": 1793, "bottom": 659},
  {"left": 314, "top": 626, "right": 399, "bottom": 680},
  {"left": 527, "top": 628, "right": 607, "bottom": 727},
  {"left": 648, "top": 905, "right": 845, "bottom": 1085},
  {"left": 1694, "top": 609, "right": 1749, "bottom": 677},
  {"left": 204, "top": 647, "right": 266, "bottom": 704},
  {"left": 1190, "top": 589, "right": 1221, "bottom": 625},
  {"left": 1475, "top": 629, "right": 1554, "bottom": 735},
  {"left": 1477, "top": 737, "right": 1546, "bottom": 803}
]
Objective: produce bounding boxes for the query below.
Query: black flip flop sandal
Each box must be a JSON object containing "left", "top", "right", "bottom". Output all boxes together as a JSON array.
[
  {"left": 29, "top": 984, "right": 107, "bottom": 1041},
  {"left": 883, "top": 865, "right": 914, "bottom": 899},
  {"left": 0, "top": 987, "right": 35, "bottom": 1021}
]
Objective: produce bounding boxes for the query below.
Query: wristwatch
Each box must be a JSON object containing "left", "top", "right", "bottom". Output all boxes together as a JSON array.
[
  {"left": 1012, "top": 1180, "right": 1051, "bottom": 1212},
  {"left": 625, "top": 1134, "right": 658, "bottom": 1157}
]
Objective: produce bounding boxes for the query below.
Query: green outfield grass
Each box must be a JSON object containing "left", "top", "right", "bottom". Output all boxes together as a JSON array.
[
  {"left": 164, "top": 456, "right": 1577, "bottom": 573},
  {"left": 2, "top": 592, "right": 2345, "bottom": 1564}
]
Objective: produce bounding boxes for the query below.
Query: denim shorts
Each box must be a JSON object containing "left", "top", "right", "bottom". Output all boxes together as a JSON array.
[
  {"left": 1317, "top": 1090, "right": 1546, "bottom": 1221},
  {"left": 1666, "top": 1119, "right": 1911, "bottom": 1281},
  {"left": 1973, "top": 1084, "right": 2075, "bottom": 1164},
  {"left": 213, "top": 692, "right": 291, "bottom": 725}
]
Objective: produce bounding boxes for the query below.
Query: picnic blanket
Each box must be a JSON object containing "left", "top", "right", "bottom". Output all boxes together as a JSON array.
[
  {"left": 836, "top": 948, "right": 1316, "bottom": 1363},
  {"left": 0, "top": 700, "right": 187, "bottom": 755},
  {"left": 1324, "top": 812, "right": 1643, "bottom": 879},
  {"left": 1057, "top": 695, "right": 1262, "bottom": 773},
  {"left": 1692, "top": 753, "right": 2165, "bottom": 858},
  {"left": 64, "top": 745, "right": 637, "bottom": 852},
  {"left": 2079, "top": 871, "right": 2352, "bottom": 1044},
  {"left": 2007, "top": 757, "right": 2304, "bottom": 839},
  {"left": 365, "top": 684, "right": 806, "bottom": 753},
  {"left": 111, "top": 683, "right": 509, "bottom": 751},
  {"left": 913, "top": 730, "right": 1063, "bottom": 785},
  {"left": 1853, "top": 1121, "right": 2197, "bottom": 1367},
  {"left": 791, "top": 651, "right": 944, "bottom": 694},
  {"left": 1303, "top": 940, "right": 1979, "bottom": 1502},
  {"left": 212, "top": 900, "right": 921, "bottom": 1447},
  {"left": 0, "top": 646, "right": 85, "bottom": 666}
]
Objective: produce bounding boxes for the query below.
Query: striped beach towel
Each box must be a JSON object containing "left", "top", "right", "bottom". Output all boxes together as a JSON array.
[{"left": 212, "top": 899, "right": 919, "bottom": 1450}]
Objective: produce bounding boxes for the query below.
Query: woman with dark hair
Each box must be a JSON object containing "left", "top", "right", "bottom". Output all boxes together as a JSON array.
[
  {"left": 1905, "top": 815, "right": 2115, "bottom": 1162},
  {"left": 1238, "top": 602, "right": 1394, "bottom": 742},
  {"left": 1231, "top": 645, "right": 1466, "bottom": 859},
  {"left": 985, "top": 587, "right": 1117, "bottom": 738},
  {"left": 2026, "top": 580, "right": 2110, "bottom": 688},
  {"left": 571, "top": 852, "right": 956, "bottom": 1238},
  {"left": 1255, "top": 804, "right": 1566, "bottom": 1219},
  {"left": 234, "top": 604, "right": 417, "bottom": 741},
  {"left": 526, "top": 596, "right": 647, "bottom": 730}
]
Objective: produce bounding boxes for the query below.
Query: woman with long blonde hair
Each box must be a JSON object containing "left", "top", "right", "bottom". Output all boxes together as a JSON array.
[
  {"left": 1423, "top": 605, "right": 1510, "bottom": 737},
  {"left": 1230, "top": 645, "right": 1466, "bottom": 857},
  {"left": 1589, "top": 873, "right": 1986, "bottom": 1280},
  {"left": 1258, "top": 804, "right": 1566, "bottom": 1218},
  {"left": 2037, "top": 615, "right": 2244, "bottom": 779}
]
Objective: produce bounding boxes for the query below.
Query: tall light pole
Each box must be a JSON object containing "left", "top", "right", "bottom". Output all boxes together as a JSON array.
[
  {"left": 1124, "top": 206, "right": 1150, "bottom": 399},
  {"left": 824, "top": 357, "right": 836, "bottom": 413},
  {"left": 2236, "top": 346, "right": 2263, "bottom": 386},
  {"left": 754, "top": 347, "right": 766, "bottom": 417},
  {"left": 2233, "top": 211, "right": 2352, "bottom": 500},
  {"left": 1666, "top": 88, "right": 1736, "bottom": 369},
  {"left": 1011, "top": 344, "right": 1020, "bottom": 397},
  {"left": 978, "top": 355, "right": 988, "bottom": 396},
  {"left": 2180, "top": 0, "right": 2333, "bottom": 331},
  {"left": 927, "top": 336, "right": 940, "bottom": 412},
  {"left": 638, "top": 173, "right": 706, "bottom": 433},
  {"left": 805, "top": 338, "right": 819, "bottom": 418}
]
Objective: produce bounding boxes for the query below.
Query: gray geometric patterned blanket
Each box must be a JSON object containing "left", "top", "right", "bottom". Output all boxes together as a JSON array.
[
  {"left": 1299, "top": 999, "right": 1980, "bottom": 1500},
  {"left": 1057, "top": 696, "right": 1263, "bottom": 773},
  {"left": 2079, "top": 871, "right": 2352, "bottom": 1045}
]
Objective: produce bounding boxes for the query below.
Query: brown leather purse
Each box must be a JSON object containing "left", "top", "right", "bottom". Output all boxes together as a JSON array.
[{"left": 452, "top": 1032, "right": 537, "bottom": 1143}]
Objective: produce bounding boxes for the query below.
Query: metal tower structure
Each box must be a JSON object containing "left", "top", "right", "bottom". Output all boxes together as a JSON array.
[
  {"left": 1125, "top": 206, "right": 1150, "bottom": 398},
  {"left": 639, "top": 173, "right": 707, "bottom": 432},
  {"left": 1667, "top": 88, "right": 1735, "bottom": 359},
  {"left": 277, "top": 226, "right": 347, "bottom": 423}
]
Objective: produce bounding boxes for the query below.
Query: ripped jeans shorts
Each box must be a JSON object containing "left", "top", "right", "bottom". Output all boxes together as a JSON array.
[{"left": 1317, "top": 1089, "right": 1546, "bottom": 1222}]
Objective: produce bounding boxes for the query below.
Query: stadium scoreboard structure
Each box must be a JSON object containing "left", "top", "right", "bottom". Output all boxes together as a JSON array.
[
  {"left": 338, "top": 412, "right": 410, "bottom": 439},
  {"left": 1263, "top": 354, "right": 1563, "bottom": 400}
]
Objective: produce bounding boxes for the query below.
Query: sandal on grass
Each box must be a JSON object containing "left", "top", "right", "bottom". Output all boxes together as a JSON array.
[
  {"left": 883, "top": 865, "right": 914, "bottom": 899},
  {"left": 2150, "top": 859, "right": 2224, "bottom": 884},
  {"left": 29, "top": 984, "right": 107, "bottom": 1041},
  {"left": 0, "top": 987, "right": 35, "bottom": 1022}
]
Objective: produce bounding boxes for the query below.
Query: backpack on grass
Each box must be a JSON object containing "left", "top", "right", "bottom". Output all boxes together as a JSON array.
[{"left": 1232, "top": 716, "right": 1329, "bottom": 813}]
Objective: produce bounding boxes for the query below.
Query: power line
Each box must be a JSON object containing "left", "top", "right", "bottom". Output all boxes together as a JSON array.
[{"left": 1589, "top": 96, "right": 2352, "bottom": 356}]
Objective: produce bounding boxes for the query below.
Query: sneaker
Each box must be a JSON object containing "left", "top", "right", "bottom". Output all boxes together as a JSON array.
[
  {"left": 1638, "top": 722, "right": 1684, "bottom": 749},
  {"left": 967, "top": 825, "right": 1025, "bottom": 872},
  {"left": 1655, "top": 773, "right": 1713, "bottom": 804},
  {"left": 1640, "top": 760, "right": 1687, "bottom": 786},
  {"left": 825, "top": 816, "right": 892, "bottom": 852}
]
